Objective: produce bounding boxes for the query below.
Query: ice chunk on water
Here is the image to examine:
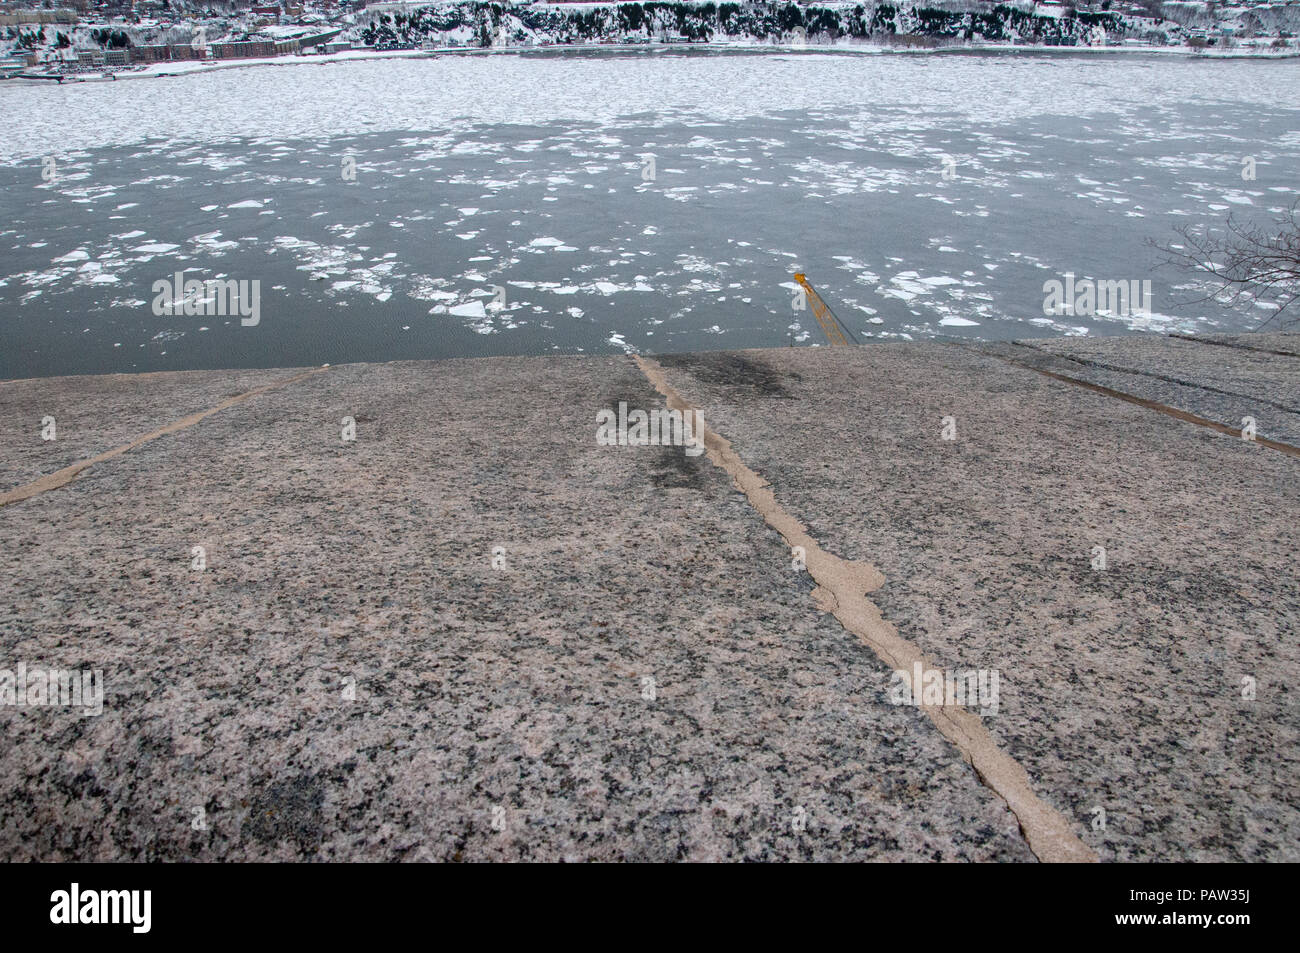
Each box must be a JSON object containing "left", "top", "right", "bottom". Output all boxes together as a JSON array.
[{"left": 450, "top": 301, "right": 487, "bottom": 318}]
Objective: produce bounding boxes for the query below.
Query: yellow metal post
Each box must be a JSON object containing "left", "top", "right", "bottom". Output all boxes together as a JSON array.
[{"left": 793, "top": 273, "right": 853, "bottom": 347}]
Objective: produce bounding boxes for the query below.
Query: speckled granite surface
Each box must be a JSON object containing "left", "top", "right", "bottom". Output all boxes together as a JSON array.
[
  {"left": 0, "top": 355, "right": 1036, "bottom": 862},
  {"left": 984, "top": 333, "right": 1300, "bottom": 446},
  {"left": 0, "top": 368, "right": 291, "bottom": 491},
  {"left": 652, "top": 338, "right": 1299, "bottom": 862}
]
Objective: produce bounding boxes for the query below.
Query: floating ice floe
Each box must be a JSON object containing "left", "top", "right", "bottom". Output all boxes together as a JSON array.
[
  {"left": 192, "top": 232, "right": 239, "bottom": 250},
  {"left": 607, "top": 333, "right": 637, "bottom": 353},
  {"left": 883, "top": 271, "right": 963, "bottom": 300}
]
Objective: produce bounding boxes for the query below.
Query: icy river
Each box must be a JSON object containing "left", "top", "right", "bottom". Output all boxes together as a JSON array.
[{"left": 1, "top": 47, "right": 1297, "bottom": 377}]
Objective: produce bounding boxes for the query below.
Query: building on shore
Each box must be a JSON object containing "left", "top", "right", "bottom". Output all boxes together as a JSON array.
[{"left": 210, "top": 40, "right": 278, "bottom": 59}]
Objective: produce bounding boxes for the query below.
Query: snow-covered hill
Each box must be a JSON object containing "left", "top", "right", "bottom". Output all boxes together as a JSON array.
[
  {"left": 352, "top": 2, "right": 1299, "bottom": 51},
  {"left": 4, "top": 0, "right": 1298, "bottom": 64}
]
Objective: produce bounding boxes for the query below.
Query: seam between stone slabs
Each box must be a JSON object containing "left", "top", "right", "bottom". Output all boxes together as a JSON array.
[
  {"left": 634, "top": 355, "right": 1098, "bottom": 864},
  {"left": 1012, "top": 341, "right": 1300, "bottom": 416},
  {"left": 981, "top": 349, "right": 1300, "bottom": 459},
  {"left": 0, "top": 366, "right": 330, "bottom": 509},
  {"left": 1168, "top": 333, "right": 1300, "bottom": 360}
]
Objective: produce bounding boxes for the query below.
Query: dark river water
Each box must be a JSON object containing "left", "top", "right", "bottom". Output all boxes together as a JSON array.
[{"left": 1, "top": 50, "right": 1297, "bottom": 378}]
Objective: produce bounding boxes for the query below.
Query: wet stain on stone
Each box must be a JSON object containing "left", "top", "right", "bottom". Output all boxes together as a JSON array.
[
  {"left": 597, "top": 371, "right": 665, "bottom": 415},
  {"left": 649, "top": 445, "right": 709, "bottom": 491},
  {"left": 1075, "top": 562, "right": 1262, "bottom": 607},
  {"left": 241, "top": 772, "right": 326, "bottom": 853},
  {"left": 656, "top": 353, "right": 801, "bottom": 398}
]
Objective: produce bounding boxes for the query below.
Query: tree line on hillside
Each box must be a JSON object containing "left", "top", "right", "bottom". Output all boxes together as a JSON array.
[{"left": 358, "top": 3, "right": 1128, "bottom": 49}]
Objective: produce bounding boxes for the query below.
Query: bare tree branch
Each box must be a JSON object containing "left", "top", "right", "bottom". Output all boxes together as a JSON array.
[{"left": 1149, "top": 199, "right": 1300, "bottom": 331}]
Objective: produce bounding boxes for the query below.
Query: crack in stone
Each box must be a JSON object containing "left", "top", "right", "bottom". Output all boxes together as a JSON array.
[
  {"left": 0, "top": 366, "right": 330, "bottom": 508},
  {"left": 635, "top": 354, "right": 1098, "bottom": 864}
]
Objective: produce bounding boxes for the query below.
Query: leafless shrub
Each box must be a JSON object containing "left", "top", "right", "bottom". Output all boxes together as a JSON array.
[{"left": 1151, "top": 201, "right": 1300, "bottom": 330}]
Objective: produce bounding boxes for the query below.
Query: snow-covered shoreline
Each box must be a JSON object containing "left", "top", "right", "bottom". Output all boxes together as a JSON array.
[
  {"left": 6, "top": 35, "right": 1295, "bottom": 89},
  {"left": 6, "top": 0, "right": 1299, "bottom": 88}
]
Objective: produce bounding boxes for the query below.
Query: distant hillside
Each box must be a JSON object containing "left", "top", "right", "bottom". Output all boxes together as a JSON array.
[
  {"left": 354, "top": 1, "right": 1300, "bottom": 50},
  {"left": 4, "top": 0, "right": 1297, "bottom": 60}
]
